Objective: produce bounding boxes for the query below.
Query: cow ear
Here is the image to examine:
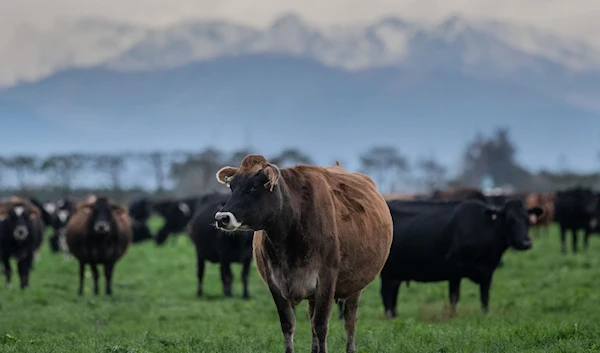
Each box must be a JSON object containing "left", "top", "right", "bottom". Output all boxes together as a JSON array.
[
  {"left": 263, "top": 164, "right": 281, "bottom": 192},
  {"left": 216, "top": 167, "right": 238, "bottom": 187},
  {"left": 528, "top": 206, "right": 545, "bottom": 224}
]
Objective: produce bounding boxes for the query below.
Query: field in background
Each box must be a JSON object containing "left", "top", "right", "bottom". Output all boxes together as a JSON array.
[{"left": 1, "top": 223, "right": 600, "bottom": 352}]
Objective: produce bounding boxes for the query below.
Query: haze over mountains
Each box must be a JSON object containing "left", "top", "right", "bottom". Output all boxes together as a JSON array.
[{"left": 0, "top": 13, "right": 598, "bottom": 172}]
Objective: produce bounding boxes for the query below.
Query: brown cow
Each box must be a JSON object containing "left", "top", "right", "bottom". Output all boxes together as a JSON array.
[
  {"left": 66, "top": 195, "right": 132, "bottom": 296},
  {"left": 214, "top": 155, "right": 393, "bottom": 353},
  {"left": 526, "top": 192, "right": 555, "bottom": 237}
]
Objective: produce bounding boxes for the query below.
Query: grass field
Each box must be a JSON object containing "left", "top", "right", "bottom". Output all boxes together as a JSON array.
[{"left": 1, "top": 221, "right": 600, "bottom": 353}]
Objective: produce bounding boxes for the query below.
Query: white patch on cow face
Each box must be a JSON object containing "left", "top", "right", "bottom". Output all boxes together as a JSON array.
[
  {"left": 178, "top": 202, "right": 191, "bottom": 216},
  {"left": 14, "top": 206, "right": 25, "bottom": 217},
  {"left": 44, "top": 203, "right": 56, "bottom": 214},
  {"left": 13, "top": 225, "right": 29, "bottom": 240},
  {"left": 58, "top": 210, "right": 70, "bottom": 223},
  {"left": 214, "top": 211, "right": 243, "bottom": 231}
]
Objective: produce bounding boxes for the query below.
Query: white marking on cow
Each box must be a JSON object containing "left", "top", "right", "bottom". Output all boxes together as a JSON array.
[
  {"left": 13, "top": 225, "right": 29, "bottom": 240},
  {"left": 0, "top": 215, "right": 5, "bottom": 222},
  {"left": 591, "top": 218, "right": 598, "bottom": 229},
  {"left": 214, "top": 211, "right": 242, "bottom": 231},
  {"left": 178, "top": 202, "right": 191, "bottom": 216},
  {"left": 270, "top": 267, "right": 318, "bottom": 304},
  {"left": 14, "top": 206, "right": 25, "bottom": 217},
  {"left": 44, "top": 203, "right": 56, "bottom": 214},
  {"left": 58, "top": 210, "right": 70, "bottom": 223}
]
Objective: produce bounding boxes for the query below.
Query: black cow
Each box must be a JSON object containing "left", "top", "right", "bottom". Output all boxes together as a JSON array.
[
  {"left": 0, "top": 198, "right": 45, "bottom": 289},
  {"left": 554, "top": 186, "right": 598, "bottom": 253},
  {"left": 187, "top": 192, "right": 254, "bottom": 298},
  {"left": 128, "top": 197, "right": 153, "bottom": 243},
  {"left": 47, "top": 198, "right": 77, "bottom": 255},
  {"left": 153, "top": 197, "right": 199, "bottom": 245},
  {"left": 379, "top": 199, "right": 543, "bottom": 318},
  {"left": 586, "top": 193, "right": 600, "bottom": 235}
]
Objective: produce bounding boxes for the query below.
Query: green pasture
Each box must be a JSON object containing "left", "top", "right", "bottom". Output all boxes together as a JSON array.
[{"left": 1, "top": 220, "right": 600, "bottom": 352}]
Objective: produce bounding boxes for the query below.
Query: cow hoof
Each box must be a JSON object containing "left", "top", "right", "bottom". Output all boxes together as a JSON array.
[{"left": 243, "top": 294, "right": 250, "bottom": 300}]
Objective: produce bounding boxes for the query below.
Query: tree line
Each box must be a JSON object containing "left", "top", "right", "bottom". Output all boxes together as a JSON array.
[{"left": 0, "top": 128, "right": 597, "bottom": 202}]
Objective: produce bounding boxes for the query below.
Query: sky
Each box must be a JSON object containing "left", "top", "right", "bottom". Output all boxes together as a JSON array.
[{"left": 1, "top": 0, "right": 599, "bottom": 50}]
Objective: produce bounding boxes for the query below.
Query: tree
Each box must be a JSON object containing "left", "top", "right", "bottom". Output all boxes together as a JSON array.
[
  {"left": 227, "top": 148, "right": 254, "bottom": 166},
  {"left": 0, "top": 156, "right": 39, "bottom": 194},
  {"left": 270, "top": 148, "right": 313, "bottom": 167},
  {"left": 41, "top": 154, "right": 86, "bottom": 195},
  {"left": 418, "top": 157, "right": 448, "bottom": 192},
  {"left": 457, "top": 128, "right": 531, "bottom": 190},
  {"left": 171, "top": 147, "right": 225, "bottom": 195},
  {"left": 94, "top": 154, "right": 126, "bottom": 192},
  {"left": 359, "top": 146, "right": 408, "bottom": 193}
]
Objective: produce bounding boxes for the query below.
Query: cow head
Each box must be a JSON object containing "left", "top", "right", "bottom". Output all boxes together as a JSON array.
[
  {"left": 485, "top": 199, "right": 545, "bottom": 250},
  {"left": 78, "top": 196, "right": 127, "bottom": 237},
  {"left": 0, "top": 201, "right": 40, "bottom": 242},
  {"left": 214, "top": 155, "right": 281, "bottom": 232}
]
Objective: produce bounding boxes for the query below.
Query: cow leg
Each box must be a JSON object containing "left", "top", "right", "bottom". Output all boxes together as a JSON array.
[
  {"left": 571, "top": 229, "right": 579, "bottom": 253},
  {"left": 308, "top": 297, "right": 319, "bottom": 353},
  {"left": 560, "top": 226, "right": 567, "bottom": 254},
  {"left": 479, "top": 276, "right": 492, "bottom": 313},
  {"left": 342, "top": 291, "right": 361, "bottom": 353},
  {"left": 241, "top": 258, "right": 251, "bottom": 300},
  {"left": 390, "top": 281, "right": 401, "bottom": 318},
  {"left": 380, "top": 277, "right": 394, "bottom": 319},
  {"left": 2, "top": 257, "right": 12, "bottom": 289},
  {"left": 17, "top": 255, "right": 33, "bottom": 289},
  {"left": 337, "top": 300, "right": 344, "bottom": 320},
  {"left": 220, "top": 261, "right": 233, "bottom": 297},
  {"left": 195, "top": 251, "right": 205, "bottom": 297},
  {"left": 311, "top": 273, "right": 336, "bottom": 353},
  {"left": 449, "top": 278, "right": 461, "bottom": 316},
  {"left": 91, "top": 263, "right": 100, "bottom": 295},
  {"left": 584, "top": 229, "right": 591, "bottom": 253},
  {"left": 269, "top": 287, "right": 296, "bottom": 353},
  {"left": 104, "top": 262, "right": 114, "bottom": 295},
  {"left": 155, "top": 226, "right": 170, "bottom": 246},
  {"left": 78, "top": 261, "right": 85, "bottom": 296}
]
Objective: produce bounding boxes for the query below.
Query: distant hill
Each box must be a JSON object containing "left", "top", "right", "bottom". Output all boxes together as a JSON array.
[{"left": 1, "top": 53, "right": 598, "bottom": 172}]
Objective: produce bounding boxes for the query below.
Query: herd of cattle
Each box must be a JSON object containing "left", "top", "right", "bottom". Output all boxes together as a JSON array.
[{"left": 1, "top": 154, "right": 599, "bottom": 353}]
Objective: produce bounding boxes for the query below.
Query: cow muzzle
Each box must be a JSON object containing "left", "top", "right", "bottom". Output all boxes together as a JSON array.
[
  {"left": 13, "top": 226, "right": 29, "bottom": 240},
  {"left": 516, "top": 239, "right": 532, "bottom": 250},
  {"left": 214, "top": 211, "right": 243, "bottom": 231},
  {"left": 94, "top": 221, "right": 111, "bottom": 234}
]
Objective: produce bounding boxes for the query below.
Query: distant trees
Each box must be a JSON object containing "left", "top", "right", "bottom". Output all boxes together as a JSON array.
[
  {"left": 94, "top": 154, "right": 126, "bottom": 194},
  {"left": 0, "top": 156, "right": 38, "bottom": 194},
  {"left": 359, "top": 146, "right": 408, "bottom": 194},
  {"left": 41, "top": 154, "right": 86, "bottom": 195},
  {"left": 271, "top": 148, "right": 313, "bottom": 167},
  {"left": 417, "top": 157, "right": 448, "bottom": 192},
  {"left": 0, "top": 138, "right": 596, "bottom": 200}
]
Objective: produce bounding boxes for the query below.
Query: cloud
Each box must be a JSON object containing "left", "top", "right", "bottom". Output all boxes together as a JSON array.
[{"left": 0, "top": 0, "right": 598, "bottom": 49}]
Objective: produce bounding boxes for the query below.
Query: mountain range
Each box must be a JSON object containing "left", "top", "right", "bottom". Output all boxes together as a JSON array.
[{"left": 0, "top": 13, "right": 598, "bottom": 173}]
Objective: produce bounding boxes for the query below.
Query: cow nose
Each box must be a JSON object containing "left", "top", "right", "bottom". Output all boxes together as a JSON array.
[
  {"left": 14, "top": 226, "right": 28, "bottom": 240},
  {"left": 215, "top": 213, "right": 230, "bottom": 227},
  {"left": 521, "top": 240, "right": 532, "bottom": 249},
  {"left": 94, "top": 221, "right": 110, "bottom": 233}
]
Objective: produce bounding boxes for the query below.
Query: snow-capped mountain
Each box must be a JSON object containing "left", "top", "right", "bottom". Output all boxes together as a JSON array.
[{"left": 1, "top": 13, "right": 599, "bottom": 87}]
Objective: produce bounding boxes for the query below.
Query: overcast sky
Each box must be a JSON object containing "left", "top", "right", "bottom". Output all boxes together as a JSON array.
[{"left": 1, "top": 0, "right": 599, "bottom": 49}]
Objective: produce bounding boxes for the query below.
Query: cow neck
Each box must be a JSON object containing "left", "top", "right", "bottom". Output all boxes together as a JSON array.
[{"left": 261, "top": 177, "right": 306, "bottom": 257}]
